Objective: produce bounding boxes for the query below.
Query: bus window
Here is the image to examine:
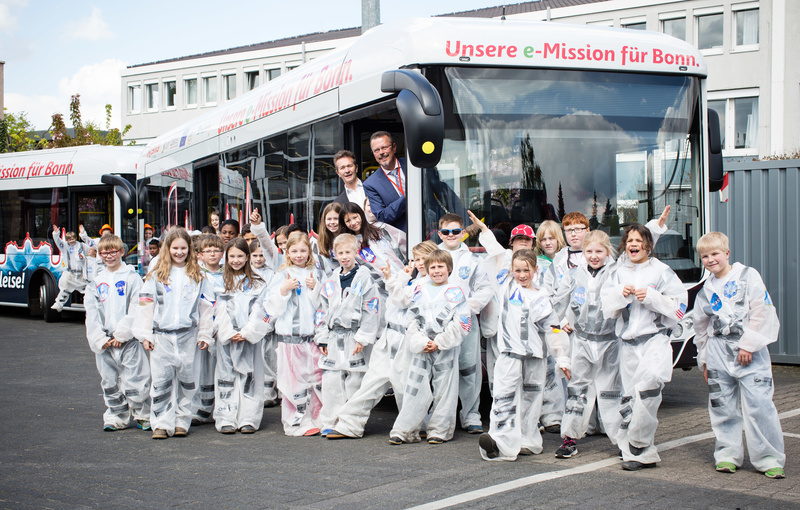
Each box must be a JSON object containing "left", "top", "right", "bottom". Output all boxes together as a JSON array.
[
  {"left": 74, "top": 192, "right": 110, "bottom": 238},
  {"left": 0, "top": 189, "right": 68, "bottom": 249}
]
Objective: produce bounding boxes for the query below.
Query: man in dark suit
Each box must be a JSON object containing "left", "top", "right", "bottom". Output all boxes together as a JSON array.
[
  {"left": 333, "top": 150, "right": 366, "bottom": 207},
  {"left": 363, "top": 131, "right": 406, "bottom": 232}
]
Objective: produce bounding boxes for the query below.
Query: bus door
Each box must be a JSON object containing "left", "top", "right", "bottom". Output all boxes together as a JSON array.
[
  {"left": 194, "top": 157, "right": 220, "bottom": 230},
  {"left": 342, "top": 110, "right": 405, "bottom": 184}
]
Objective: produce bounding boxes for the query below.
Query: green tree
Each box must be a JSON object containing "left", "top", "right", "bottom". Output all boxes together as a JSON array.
[
  {"left": 49, "top": 94, "right": 131, "bottom": 148},
  {"left": 0, "top": 109, "right": 46, "bottom": 152}
]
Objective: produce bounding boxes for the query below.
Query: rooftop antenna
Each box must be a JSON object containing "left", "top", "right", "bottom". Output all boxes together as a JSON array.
[{"left": 501, "top": 6, "right": 506, "bottom": 20}]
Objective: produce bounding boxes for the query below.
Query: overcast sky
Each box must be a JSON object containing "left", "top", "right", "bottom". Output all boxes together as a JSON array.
[{"left": 1, "top": 0, "right": 496, "bottom": 130}]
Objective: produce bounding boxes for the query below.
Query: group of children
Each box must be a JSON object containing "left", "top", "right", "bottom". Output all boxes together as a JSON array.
[{"left": 79, "top": 200, "right": 786, "bottom": 479}]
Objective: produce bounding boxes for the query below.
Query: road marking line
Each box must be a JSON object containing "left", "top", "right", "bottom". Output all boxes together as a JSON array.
[{"left": 410, "top": 407, "right": 800, "bottom": 510}]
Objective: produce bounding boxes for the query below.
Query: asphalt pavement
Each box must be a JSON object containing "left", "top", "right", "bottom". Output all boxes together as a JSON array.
[{"left": 1, "top": 307, "right": 798, "bottom": 509}]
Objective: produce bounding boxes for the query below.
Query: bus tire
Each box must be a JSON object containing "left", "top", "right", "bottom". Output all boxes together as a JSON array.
[{"left": 40, "top": 275, "right": 61, "bottom": 323}]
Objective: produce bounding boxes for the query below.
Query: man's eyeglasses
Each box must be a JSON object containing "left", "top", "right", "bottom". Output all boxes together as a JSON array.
[
  {"left": 440, "top": 228, "right": 463, "bottom": 237},
  {"left": 564, "top": 227, "right": 588, "bottom": 235},
  {"left": 98, "top": 250, "right": 119, "bottom": 257},
  {"left": 372, "top": 144, "right": 393, "bottom": 153}
]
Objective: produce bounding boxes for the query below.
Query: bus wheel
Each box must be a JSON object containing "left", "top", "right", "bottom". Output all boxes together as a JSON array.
[{"left": 40, "top": 276, "right": 61, "bottom": 323}]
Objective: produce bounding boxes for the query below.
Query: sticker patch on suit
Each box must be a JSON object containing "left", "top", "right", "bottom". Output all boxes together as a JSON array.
[
  {"left": 97, "top": 282, "right": 110, "bottom": 302},
  {"left": 352, "top": 279, "right": 363, "bottom": 296},
  {"left": 710, "top": 293, "right": 722, "bottom": 312},
  {"left": 367, "top": 297, "right": 379, "bottom": 314},
  {"left": 765, "top": 291, "right": 773, "bottom": 306},
  {"left": 572, "top": 286, "right": 586, "bottom": 305},
  {"left": 723, "top": 280, "right": 738, "bottom": 299},
  {"left": 115, "top": 280, "right": 126, "bottom": 296},
  {"left": 181, "top": 283, "right": 197, "bottom": 300},
  {"left": 314, "top": 310, "right": 326, "bottom": 327},
  {"left": 445, "top": 287, "right": 464, "bottom": 303},
  {"left": 323, "top": 281, "right": 336, "bottom": 298},
  {"left": 458, "top": 266, "right": 470, "bottom": 280},
  {"left": 509, "top": 288, "right": 523, "bottom": 306},
  {"left": 496, "top": 268, "right": 509, "bottom": 284},
  {"left": 412, "top": 285, "right": 422, "bottom": 302},
  {"left": 358, "top": 247, "right": 377, "bottom": 264}
]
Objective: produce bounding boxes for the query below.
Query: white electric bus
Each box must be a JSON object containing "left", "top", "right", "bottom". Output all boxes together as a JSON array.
[
  {"left": 0, "top": 146, "right": 142, "bottom": 321},
  {"left": 137, "top": 17, "right": 722, "bottom": 366}
]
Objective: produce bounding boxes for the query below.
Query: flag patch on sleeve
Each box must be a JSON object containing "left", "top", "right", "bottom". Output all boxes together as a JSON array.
[
  {"left": 676, "top": 303, "right": 687, "bottom": 320},
  {"left": 459, "top": 315, "right": 471, "bottom": 332}
]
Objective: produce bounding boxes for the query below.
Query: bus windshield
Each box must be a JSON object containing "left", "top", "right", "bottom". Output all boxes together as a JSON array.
[{"left": 425, "top": 66, "right": 703, "bottom": 283}]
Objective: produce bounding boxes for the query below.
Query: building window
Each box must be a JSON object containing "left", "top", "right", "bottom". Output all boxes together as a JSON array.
[
  {"left": 708, "top": 94, "right": 759, "bottom": 154},
  {"left": 146, "top": 83, "right": 159, "bottom": 112},
  {"left": 662, "top": 18, "right": 686, "bottom": 40},
  {"left": 245, "top": 70, "right": 259, "bottom": 91},
  {"left": 185, "top": 78, "right": 197, "bottom": 107},
  {"left": 623, "top": 22, "right": 646, "bottom": 31},
  {"left": 697, "top": 12, "right": 723, "bottom": 51},
  {"left": 224, "top": 74, "right": 236, "bottom": 101},
  {"left": 128, "top": 84, "right": 141, "bottom": 114},
  {"left": 734, "top": 8, "right": 759, "bottom": 48},
  {"left": 204, "top": 76, "right": 217, "bottom": 105},
  {"left": 164, "top": 81, "right": 176, "bottom": 109},
  {"left": 267, "top": 68, "right": 281, "bottom": 81}
]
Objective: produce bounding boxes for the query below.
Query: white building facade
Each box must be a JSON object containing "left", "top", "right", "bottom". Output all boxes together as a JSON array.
[{"left": 121, "top": 0, "right": 798, "bottom": 158}]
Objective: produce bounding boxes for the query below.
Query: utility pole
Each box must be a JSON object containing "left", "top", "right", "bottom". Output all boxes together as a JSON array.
[
  {"left": 362, "top": 0, "right": 380, "bottom": 34},
  {"left": 0, "top": 61, "right": 5, "bottom": 120}
]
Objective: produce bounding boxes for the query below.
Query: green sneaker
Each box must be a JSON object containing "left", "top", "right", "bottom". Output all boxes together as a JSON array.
[
  {"left": 716, "top": 462, "right": 736, "bottom": 473},
  {"left": 765, "top": 467, "right": 785, "bottom": 479},
  {"left": 136, "top": 419, "right": 151, "bottom": 431}
]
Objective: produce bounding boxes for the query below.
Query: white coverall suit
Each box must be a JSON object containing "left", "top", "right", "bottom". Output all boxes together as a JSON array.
[
  {"left": 254, "top": 265, "right": 279, "bottom": 404},
  {"left": 552, "top": 262, "right": 622, "bottom": 443},
  {"left": 440, "top": 242, "right": 493, "bottom": 430},
  {"left": 84, "top": 261, "right": 151, "bottom": 429},
  {"left": 480, "top": 279, "right": 570, "bottom": 461},
  {"left": 601, "top": 256, "right": 687, "bottom": 464},
  {"left": 331, "top": 271, "right": 428, "bottom": 438},
  {"left": 693, "top": 263, "right": 785, "bottom": 472},
  {"left": 265, "top": 265, "right": 325, "bottom": 436},
  {"left": 191, "top": 267, "right": 223, "bottom": 423},
  {"left": 134, "top": 267, "right": 214, "bottom": 436},
  {"left": 213, "top": 275, "right": 271, "bottom": 431},
  {"left": 389, "top": 279, "right": 470, "bottom": 442},
  {"left": 52, "top": 230, "right": 90, "bottom": 310},
  {"left": 316, "top": 265, "right": 381, "bottom": 431}
]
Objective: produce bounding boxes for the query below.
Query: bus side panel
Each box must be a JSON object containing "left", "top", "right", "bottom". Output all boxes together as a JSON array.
[{"left": 0, "top": 238, "right": 64, "bottom": 305}]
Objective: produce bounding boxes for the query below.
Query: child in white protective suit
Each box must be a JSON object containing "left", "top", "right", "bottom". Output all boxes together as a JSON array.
[
  {"left": 191, "top": 234, "right": 225, "bottom": 424},
  {"left": 51, "top": 225, "right": 91, "bottom": 311},
  {"left": 437, "top": 213, "right": 493, "bottom": 435},
  {"left": 84, "top": 234, "right": 151, "bottom": 432},
  {"left": 693, "top": 232, "right": 785, "bottom": 479},
  {"left": 249, "top": 240, "right": 279, "bottom": 408},
  {"left": 466, "top": 211, "right": 536, "bottom": 394},
  {"left": 134, "top": 227, "right": 214, "bottom": 439},
  {"left": 551, "top": 231, "right": 623, "bottom": 459},
  {"left": 601, "top": 223, "right": 687, "bottom": 470},
  {"left": 315, "top": 234, "right": 382, "bottom": 436},
  {"left": 478, "top": 249, "right": 571, "bottom": 461},
  {"left": 388, "top": 249, "right": 471, "bottom": 445},
  {"left": 212, "top": 238, "right": 271, "bottom": 434},
  {"left": 325, "top": 241, "right": 439, "bottom": 440},
  {"left": 264, "top": 231, "right": 325, "bottom": 436}
]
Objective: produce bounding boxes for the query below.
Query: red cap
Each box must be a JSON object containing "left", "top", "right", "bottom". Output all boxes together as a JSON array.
[{"left": 510, "top": 224, "right": 535, "bottom": 241}]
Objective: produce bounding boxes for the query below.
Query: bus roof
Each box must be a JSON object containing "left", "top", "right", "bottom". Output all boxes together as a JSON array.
[
  {"left": 0, "top": 145, "right": 143, "bottom": 190},
  {"left": 142, "top": 16, "right": 708, "bottom": 174}
]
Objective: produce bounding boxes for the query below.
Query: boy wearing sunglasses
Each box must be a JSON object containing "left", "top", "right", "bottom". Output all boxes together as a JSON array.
[
  {"left": 437, "top": 214, "right": 493, "bottom": 434},
  {"left": 84, "top": 235, "right": 151, "bottom": 432}
]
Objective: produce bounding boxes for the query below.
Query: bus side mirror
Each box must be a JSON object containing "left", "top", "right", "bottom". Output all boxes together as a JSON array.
[
  {"left": 707, "top": 109, "right": 724, "bottom": 192},
  {"left": 381, "top": 70, "right": 444, "bottom": 168},
  {"left": 102, "top": 174, "right": 136, "bottom": 217}
]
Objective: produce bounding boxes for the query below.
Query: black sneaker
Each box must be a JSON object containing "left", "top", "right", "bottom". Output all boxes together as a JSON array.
[
  {"left": 555, "top": 437, "right": 578, "bottom": 458},
  {"left": 629, "top": 444, "right": 646, "bottom": 456},
  {"left": 621, "top": 461, "right": 657, "bottom": 471},
  {"left": 427, "top": 437, "right": 445, "bottom": 444},
  {"left": 220, "top": 425, "right": 235, "bottom": 434},
  {"left": 543, "top": 424, "right": 561, "bottom": 434},
  {"left": 388, "top": 436, "right": 404, "bottom": 445},
  {"left": 479, "top": 433, "right": 499, "bottom": 459}
]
